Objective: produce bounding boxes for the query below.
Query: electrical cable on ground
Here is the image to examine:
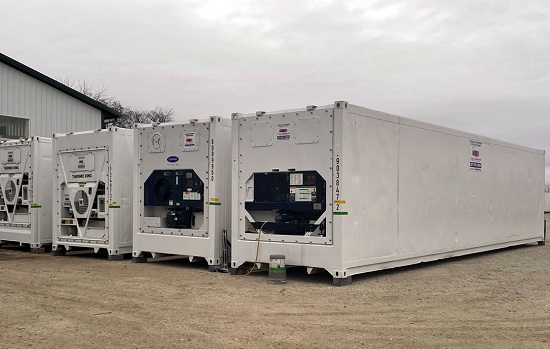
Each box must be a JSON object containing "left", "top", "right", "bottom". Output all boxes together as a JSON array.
[{"left": 244, "top": 221, "right": 268, "bottom": 276}]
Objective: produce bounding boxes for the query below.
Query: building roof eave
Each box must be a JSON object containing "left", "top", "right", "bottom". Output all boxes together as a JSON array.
[{"left": 0, "top": 52, "right": 122, "bottom": 120}]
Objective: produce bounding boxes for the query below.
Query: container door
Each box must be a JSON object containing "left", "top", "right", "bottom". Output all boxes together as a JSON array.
[
  {"left": 57, "top": 148, "right": 109, "bottom": 242},
  {"left": 0, "top": 145, "right": 31, "bottom": 226}
]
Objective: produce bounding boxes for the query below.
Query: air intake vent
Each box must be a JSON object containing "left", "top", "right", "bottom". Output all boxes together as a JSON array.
[
  {"left": 4, "top": 180, "right": 16, "bottom": 201},
  {"left": 74, "top": 190, "right": 89, "bottom": 215}
]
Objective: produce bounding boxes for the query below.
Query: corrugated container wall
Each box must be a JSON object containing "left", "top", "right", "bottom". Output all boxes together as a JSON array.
[{"left": 0, "top": 62, "right": 100, "bottom": 138}]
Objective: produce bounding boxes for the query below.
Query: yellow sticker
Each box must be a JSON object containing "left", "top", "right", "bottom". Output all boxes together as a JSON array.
[
  {"left": 210, "top": 198, "right": 220, "bottom": 202},
  {"left": 334, "top": 200, "right": 346, "bottom": 204}
]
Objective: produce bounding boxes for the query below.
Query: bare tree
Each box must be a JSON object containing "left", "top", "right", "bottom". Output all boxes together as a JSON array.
[
  {"left": 58, "top": 78, "right": 174, "bottom": 128},
  {"left": 107, "top": 105, "right": 174, "bottom": 128},
  {"left": 58, "top": 78, "right": 114, "bottom": 105}
]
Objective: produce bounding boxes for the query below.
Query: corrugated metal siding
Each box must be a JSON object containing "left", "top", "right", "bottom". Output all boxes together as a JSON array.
[{"left": 0, "top": 62, "right": 101, "bottom": 137}]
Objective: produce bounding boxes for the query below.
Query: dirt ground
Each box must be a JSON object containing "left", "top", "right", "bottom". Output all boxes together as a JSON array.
[{"left": 0, "top": 244, "right": 549, "bottom": 349}]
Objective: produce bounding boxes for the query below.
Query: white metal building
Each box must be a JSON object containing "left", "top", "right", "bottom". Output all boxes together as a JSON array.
[{"left": 0, "top": 52, "right": 120, "bottom": 139}]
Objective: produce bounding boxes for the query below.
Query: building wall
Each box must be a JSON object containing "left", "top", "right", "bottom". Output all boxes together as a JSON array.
[{"left": 0, "top": 62, "right": 101, "bottom": 138}]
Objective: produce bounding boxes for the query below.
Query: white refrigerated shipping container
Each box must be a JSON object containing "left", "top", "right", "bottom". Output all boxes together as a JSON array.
[
  {"left": 0, "top": 137, "right": 52, "bottom": 252},
  {"left": 52, "top": 127, "right": 133, "bottom": 260},
  {"left": 231, "top": 101, "right": 545, "bottom": 285},
  {"left": 132, "top": 118, "right": 232, "bottom": 271},
  {"left": 544, "top": 192, "right": 550, "bottom": 242}
]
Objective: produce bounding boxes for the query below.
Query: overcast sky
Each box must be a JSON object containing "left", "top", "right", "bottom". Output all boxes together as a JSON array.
[{"left": 1, "top": 0, "right": 550, "bottom": 172}]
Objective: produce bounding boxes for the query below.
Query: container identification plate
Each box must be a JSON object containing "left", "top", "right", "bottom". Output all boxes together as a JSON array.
[{"left": 469, "top": 140, "right": 482, "bottom": 171}]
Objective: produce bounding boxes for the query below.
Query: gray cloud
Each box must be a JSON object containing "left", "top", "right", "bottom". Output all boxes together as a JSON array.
[{"left": 1, "top": 0, "right": 549, "bottom": 173}]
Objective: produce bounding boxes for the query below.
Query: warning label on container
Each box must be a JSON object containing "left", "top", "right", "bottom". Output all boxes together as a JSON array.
[
  {"left": 183, "top": 191, "right": 201, "bottom": 200},
  {"left": 469, "top": 140, "right": 482, "bottom": 171},
  {"left": 289, "top": 186, "right": 316, "bottom": 202},
  {"left": 277, "top": 123, "right": 291, "bottom": 140},
  {"left": 289, "top": 172, "right": 303, "bottom": 185},
  {"left": 77, "top": 156, "right": 87, "bottom": 169},
  {"left": 184, "top": 132, "right": 196, "bottom": 147}
]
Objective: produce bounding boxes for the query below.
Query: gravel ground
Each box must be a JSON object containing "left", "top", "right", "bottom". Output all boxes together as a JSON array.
[{"left": 0, "top": 243, "right": 549, "bottom": 349}]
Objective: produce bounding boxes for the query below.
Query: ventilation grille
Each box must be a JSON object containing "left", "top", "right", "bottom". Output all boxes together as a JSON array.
[
  {"left": 4, "top": 180, "right": 16, "bottom": 201},
  {"left": 74, "top": 190, "right": 89, "bottom": 215},
  {"left": 154, "top": 178, "right": 172, "bottom": 203}
]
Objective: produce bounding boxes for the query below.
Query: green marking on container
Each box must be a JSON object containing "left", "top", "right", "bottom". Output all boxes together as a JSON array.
[
  {"left": 209, "top": 202, "right": 221, "bottom": 206},
  {"left": 109, "top": 205, "right": 121, "bottom": 208},
  {"left": 30, "top": 204, "right": 42, "bottom": 208},
  {"left": 333, "top": 211, "right": 348, "bottom": 216},
  {"left": 269, "top": 267, "right": 286, "bottom": 271}
]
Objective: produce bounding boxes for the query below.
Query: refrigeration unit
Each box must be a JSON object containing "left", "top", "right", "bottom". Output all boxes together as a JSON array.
[
  {"left": 231, "top": 102, "right": 545, "bottom": 285},
  {"left": 132, "top": 118, "right": 232, "bottom": 271},
  {"left": 0, "top": 137, "right": 52, "bottom": 252},
  {"left": 52, "top": 127, "right": 133, "bottom": 260}
]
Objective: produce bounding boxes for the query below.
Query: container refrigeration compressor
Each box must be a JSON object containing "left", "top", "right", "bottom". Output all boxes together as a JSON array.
[
  {"left": 231, "top": 101, "right": 545, "bottom": 285},
  {"left": 132, "top": 117, "right": 232, "bottom": 271},
  {"left": 52, "top": 127, "right": 133, "bottom": 260},
  {"left": 0, "top": 137, "right": 52, "bottom": 252}
]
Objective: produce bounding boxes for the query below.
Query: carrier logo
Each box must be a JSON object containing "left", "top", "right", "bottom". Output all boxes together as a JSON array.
[
  {"left": 72, "top": 173, "right": 93, "bottom": 179},
  {"left": 167, "top": 156, "right": 179, "bottom": 163}
]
